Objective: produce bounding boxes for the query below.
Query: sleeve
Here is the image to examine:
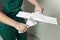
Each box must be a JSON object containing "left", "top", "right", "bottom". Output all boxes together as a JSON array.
[{"left": 0, "top": 0, "right": 3, "bottom": 12}]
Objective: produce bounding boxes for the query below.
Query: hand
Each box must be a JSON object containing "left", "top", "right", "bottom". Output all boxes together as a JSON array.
[
  {"left": 14, "top": 22, "right": 29, "bottom": 33},
  {"left": 34, "top": 5, "right": 44, "bottom": 13}
]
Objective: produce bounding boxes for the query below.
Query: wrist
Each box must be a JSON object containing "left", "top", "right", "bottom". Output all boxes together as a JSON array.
[{"left": 12, "top": 21, "right": 19, "bottom": 28}]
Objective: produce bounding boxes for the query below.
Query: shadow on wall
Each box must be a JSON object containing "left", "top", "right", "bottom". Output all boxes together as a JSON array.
[{"left": 22, "top": 0, "right": 34, "bottom": 12}]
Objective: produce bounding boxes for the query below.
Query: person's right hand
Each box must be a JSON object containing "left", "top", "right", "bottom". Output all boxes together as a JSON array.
[{"left": 14, "top": 22, "right": 29, "bottom": 33}]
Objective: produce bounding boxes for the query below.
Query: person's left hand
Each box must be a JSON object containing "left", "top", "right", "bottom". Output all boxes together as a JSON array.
[{"left": 34, "top": 5, "right": 44, "bottom": 13}]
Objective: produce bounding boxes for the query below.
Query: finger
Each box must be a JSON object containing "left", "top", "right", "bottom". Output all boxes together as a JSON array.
[
  {"left": 20, "top": 30, "right": 24, "bottom": 33},
  {"left": 26, "top": 25, "right": 30, "bottom": 28},
  {"left": 41, "top": 8, "right": 44, "bottom": 13},
  {"left": 34, "top": 9, "right": 36, "bottom": 13},
  {"left": 24, "top": 25, "right": 29, "bottom": 28},
  {"left": 23, "top": 28, "right": 27, "bottom": 32},
  {"left": 20, "top": 28, "right": 27, "bottom": 33},
  {"left": 41, "top": 10, "right": 43, "bottom": 13}
]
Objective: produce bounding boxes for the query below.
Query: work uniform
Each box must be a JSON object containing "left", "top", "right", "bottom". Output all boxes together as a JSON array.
[{"left": 0, "top": 0, "right": 27, "bottom": 40}]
